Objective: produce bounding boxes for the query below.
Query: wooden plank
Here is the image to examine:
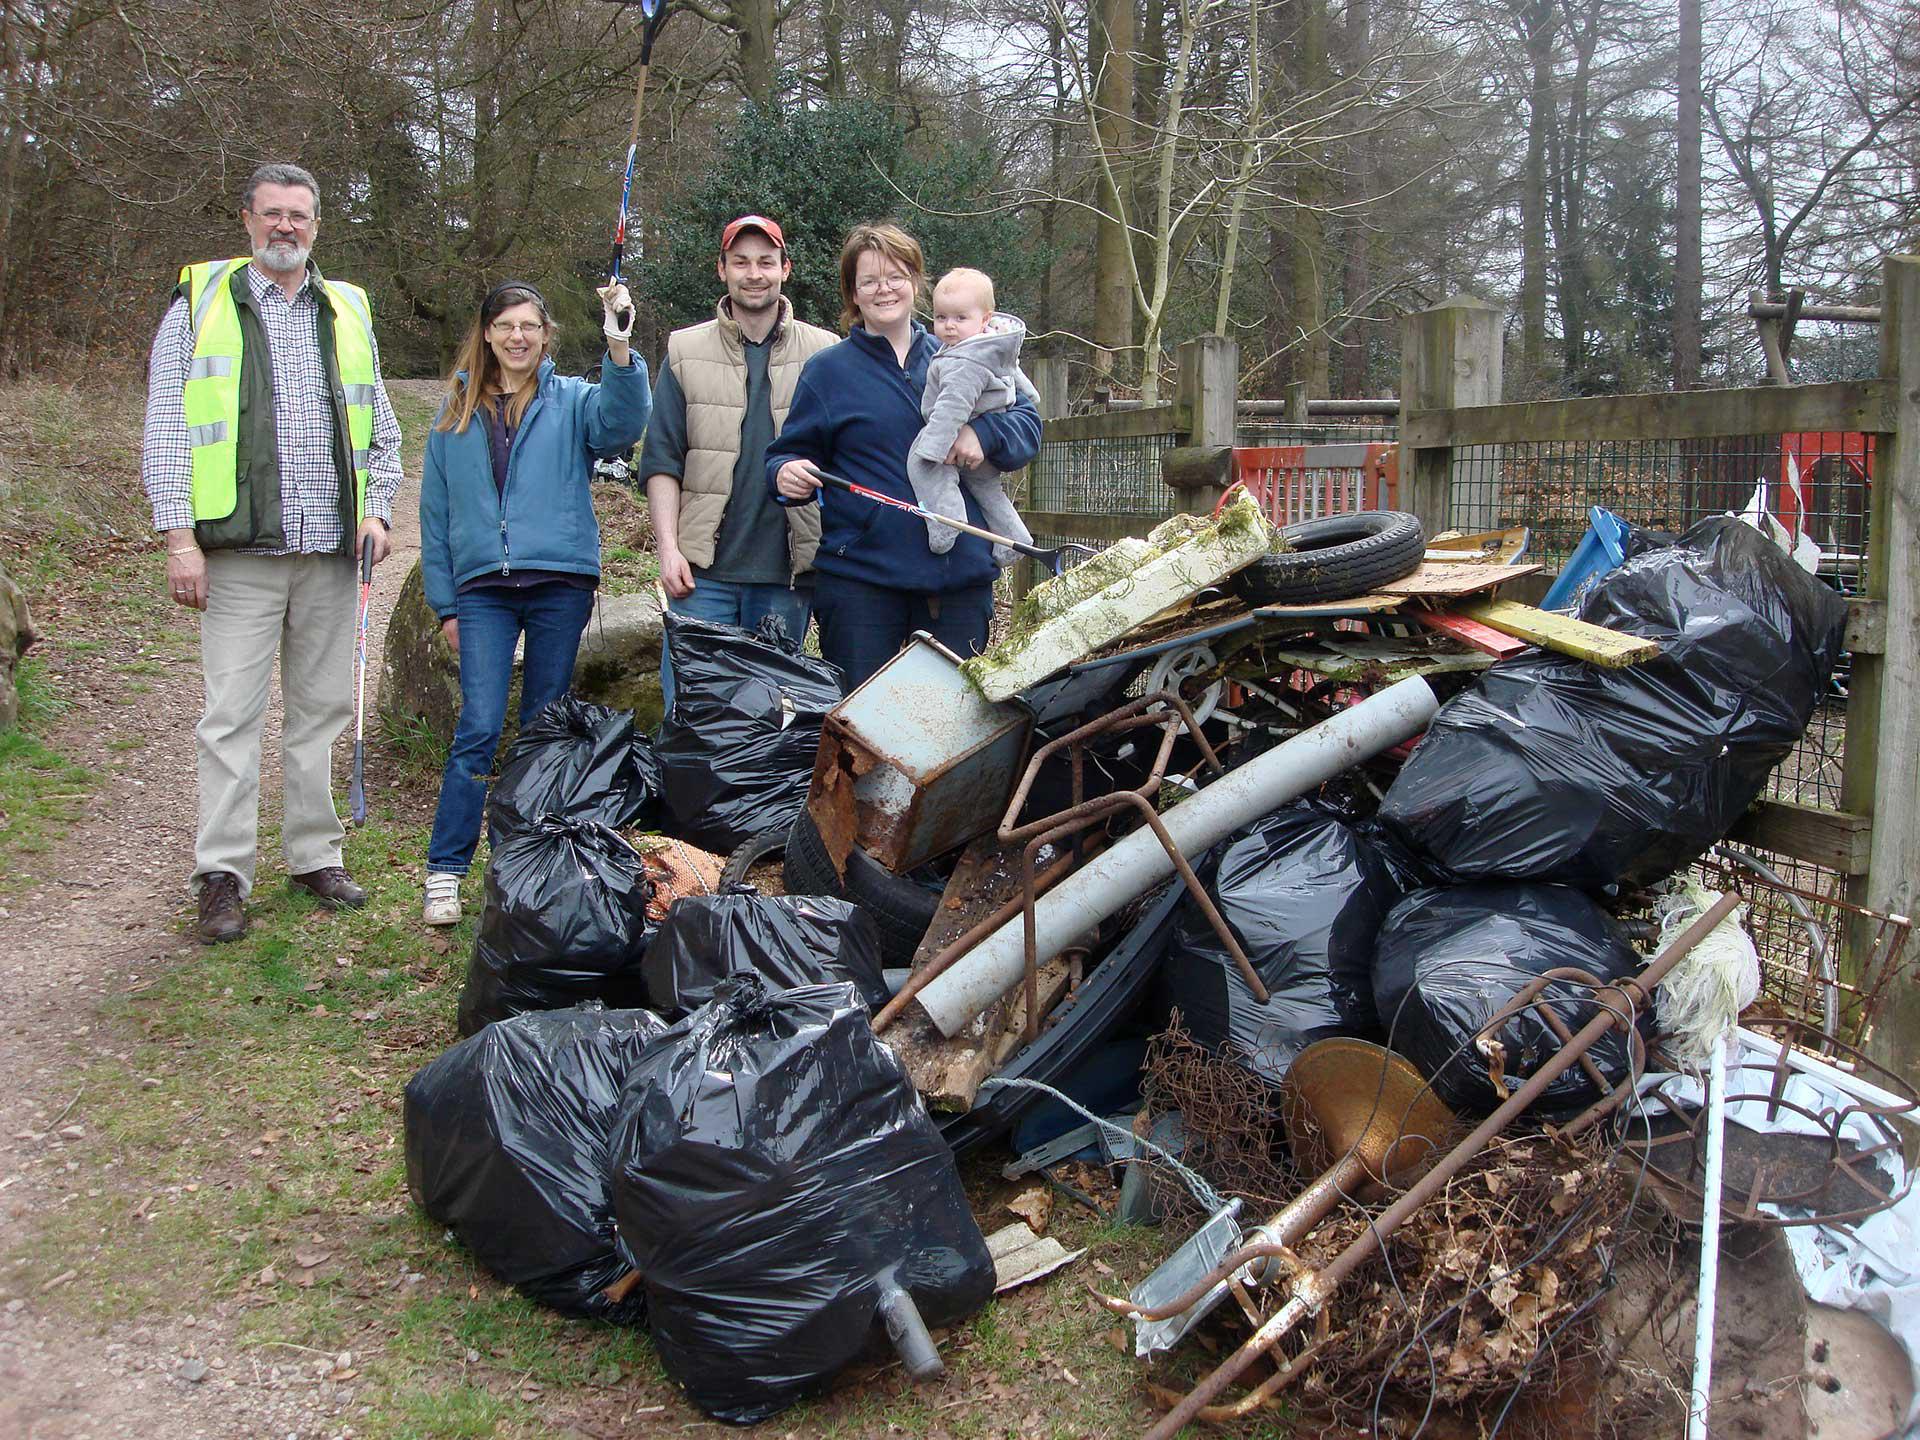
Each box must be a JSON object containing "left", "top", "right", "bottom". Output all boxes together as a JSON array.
[
  {"left": 1039, "top": 404, "right": 1186, "bottom": 441},
  {"left": 1454, "top": 597, "right": 1663, "bottom": 667},
  {"left": 1426, "top": 525, "right": 1531, "bottom": 565},
  {"left": 1725, "top": 798, "right": 1872, "bottom": 876},
  {"left": 1252, "top": 595, "right": 1402, "bottom": 617},
  {"left": 1376, "top": 561, "right": 1544, "bottom": 599},
  {"left": 1402, "top": 378, "right": 1896, "bottom": 449},
  {"left": 1847, "top": 598, "right": 1886, "bottom": 656},
  {"left": 1857, "top": 254, "right": 1920, "bottom": 1087},
  {"left": 1410, "top": 608, "right": 1531, "bottom": 659},
  {"left": 1161, "top": 445, "right": 1234, "bottom": 490}
]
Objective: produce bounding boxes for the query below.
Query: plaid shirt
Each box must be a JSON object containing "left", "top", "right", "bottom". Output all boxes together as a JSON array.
[{"left": 141, "top": 261, "right": 402, "bottom": 554}]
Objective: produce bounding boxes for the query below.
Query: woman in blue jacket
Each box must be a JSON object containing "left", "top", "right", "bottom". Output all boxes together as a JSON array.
[
  {"left": 768, "top": 223, "right": 1042, "bottom": 690},
  {"left": 418, "top": 279, "right": 651, "bottom": 925}
]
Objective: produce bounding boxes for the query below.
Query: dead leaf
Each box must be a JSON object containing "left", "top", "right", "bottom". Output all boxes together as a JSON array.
[
  {"left": 293, "top": 1245, "right": 331, "bottom": 1269},
  {"left": 1006, "top": 1186, "right": 1053, "bottom": 1234},
  {"left": 258, "top": 1265, "right": 278, "bottom": 1285}
]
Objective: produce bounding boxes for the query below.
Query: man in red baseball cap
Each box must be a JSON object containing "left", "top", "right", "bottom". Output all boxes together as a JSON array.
[{"left": 641, "top": 214, "right": 838, "bottom": 707}]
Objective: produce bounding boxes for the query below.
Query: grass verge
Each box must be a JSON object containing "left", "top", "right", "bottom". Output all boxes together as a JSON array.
[{"left": 0, "top": 659, "right": 96, "bottom": 885}]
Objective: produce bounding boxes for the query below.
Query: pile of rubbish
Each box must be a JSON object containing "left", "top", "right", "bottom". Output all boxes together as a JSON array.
[{"left": 401, "top": 489, "right": 1920, "bottom": 1432}]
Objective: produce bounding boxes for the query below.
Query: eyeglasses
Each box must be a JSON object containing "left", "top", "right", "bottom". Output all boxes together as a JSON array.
[
  {"left": 249, "top": 208, "right": 315, "bottom": 228},
  {"left": 856, "top": 272, "right": 911, "bottom": 295},
  {"left": 488, "top": 320, "right": 547, "bottom": 337}
]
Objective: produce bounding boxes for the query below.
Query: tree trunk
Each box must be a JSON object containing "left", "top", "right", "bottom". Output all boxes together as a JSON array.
[
  {"left": 1673, "top": 0, "right": 1702, "bottom": 388},
  {"left": 736, "top": 0, "right": 778, "bottom": 104},
  {"left": 1090, "top": 0, "right": 1136, "bottom": 380},
  {"left": 1337, "top": 0, "right": 1373, "bottom": 398},
  {"left": 1518, "top": 0, "right": 1555, "bottom": 389},
  {"left": 1290, "top": 0, "right": 1331, "bottom": 398}
]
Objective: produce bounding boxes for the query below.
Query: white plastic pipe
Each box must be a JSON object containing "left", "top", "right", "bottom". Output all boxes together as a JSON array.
[
  {"left": 914, "top": 676, "right": 1440, "bottom": 1038},
  {"left": 1688, "top": 1029, "right": 1731, "bottom": 1440}
]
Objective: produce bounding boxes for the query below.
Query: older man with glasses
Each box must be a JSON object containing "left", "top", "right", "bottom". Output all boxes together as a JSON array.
[{"left": 140, "top": 161, "right": 402, "bottom": 943}]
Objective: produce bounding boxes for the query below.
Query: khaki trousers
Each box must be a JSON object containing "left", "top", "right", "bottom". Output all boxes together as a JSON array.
[{"left": 194, "top": 551, "right": 356, "bottom": 896}]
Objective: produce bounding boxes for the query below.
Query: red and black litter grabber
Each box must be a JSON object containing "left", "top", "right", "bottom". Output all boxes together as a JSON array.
[
  {"left": 349, "top": 533, "right": 374, "bottom": 825},
  {"left": 602, "top": 0, "right": 674, "bottom": 333},
  {"left": 814, "top": 470, "right": 1098, "bottom": 577}
]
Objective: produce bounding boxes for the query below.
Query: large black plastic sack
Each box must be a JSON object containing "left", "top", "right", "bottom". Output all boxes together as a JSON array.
[
  {"left": 654, "top": 613, "right": 843, "bottom": 853},
  {"left": 457, "top": 817, "right": 656, "bottom": 1035},
  {"left": 1166, "top": 800, "right": 1401, "bottom": 1086},
  {"left": 610, "top": 976, "right": 993, "bottom": 1425},
  {"left": 640, "top": 887, "right": 889, "bottom": 1017},
  {"left": 404, "top": 1004, "right": 669, "bottom": 1320},
  {"left": 1378, "top": 518, "right": 1847, "bottom": 889},
  {"left": 487, "top": 694, "right": 661, "bottom": 848},
  {"left": 1371, "top": 884, "right": 1646, "bottom": 1116}
]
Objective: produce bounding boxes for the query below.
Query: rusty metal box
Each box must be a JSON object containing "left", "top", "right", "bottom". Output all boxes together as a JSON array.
[{"left": 807, "top": 633, "right": 1032, "bottom": 876}]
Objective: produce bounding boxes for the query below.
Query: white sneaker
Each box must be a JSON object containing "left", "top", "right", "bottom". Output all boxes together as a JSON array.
[{"left": 423, "top": 872, "right": 463, "bottom": 926}]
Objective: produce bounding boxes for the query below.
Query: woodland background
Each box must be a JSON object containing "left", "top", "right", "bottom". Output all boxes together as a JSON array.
[{"left": 0, "top": 0, "right": 1914, "bottom": 401}]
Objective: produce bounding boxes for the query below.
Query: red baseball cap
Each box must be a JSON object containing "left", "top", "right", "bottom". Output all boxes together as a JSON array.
[{"left": 720, "top": 215, "right": 786, "bottom": 252}]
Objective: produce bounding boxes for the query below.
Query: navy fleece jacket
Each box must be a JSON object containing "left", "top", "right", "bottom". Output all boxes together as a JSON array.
[{"left": 765, "top": 323, "right": 1042, "bottom": 593}]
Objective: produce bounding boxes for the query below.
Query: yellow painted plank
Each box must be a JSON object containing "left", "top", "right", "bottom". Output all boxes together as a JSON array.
[{"left": 1455, "top": 598, "right": 1663, "bottom": 668}]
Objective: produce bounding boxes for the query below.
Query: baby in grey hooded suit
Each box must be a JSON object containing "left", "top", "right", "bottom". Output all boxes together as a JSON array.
[{"left": 910, "top": 268, "right": 1039, "bottom": 568}]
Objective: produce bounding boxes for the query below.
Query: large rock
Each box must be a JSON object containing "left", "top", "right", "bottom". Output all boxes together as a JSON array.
[
  {"left": 377, "top": 560, "right": 664, "bottom": 761},
  {"left": 0, "top": 560, "right": 37, "bottom": 732}
]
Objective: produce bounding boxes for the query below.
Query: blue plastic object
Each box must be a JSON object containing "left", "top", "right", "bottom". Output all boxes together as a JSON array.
[{"left": 1542, "top": 506, "right": 1632, "bottom": 611}]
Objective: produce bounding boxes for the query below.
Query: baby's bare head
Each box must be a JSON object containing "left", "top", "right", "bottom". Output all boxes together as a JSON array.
[{"left": 932, "top": 267, "right": 996, "bottom": 344}]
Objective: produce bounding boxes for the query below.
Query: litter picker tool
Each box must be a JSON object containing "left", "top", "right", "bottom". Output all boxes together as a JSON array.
[
  {"left": 813, "top": 470, "right": 1098, "bottom": 576},
  {"left": 349, "top": 534, "right": 374, "bottom": 825},
  {"left": 602, "top": 0, "right": 673, "bottom": 333}
]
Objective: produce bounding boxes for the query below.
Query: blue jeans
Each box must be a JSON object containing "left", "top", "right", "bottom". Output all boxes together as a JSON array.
[
  {"left": 812, "top": 573, "right": 994, "bottom": 692},
  {"left": 427, "top": 583, "right": 595, "bottom": 875},
  {"left": 661, "top": 578, "right": 814, "bottom": 714}
]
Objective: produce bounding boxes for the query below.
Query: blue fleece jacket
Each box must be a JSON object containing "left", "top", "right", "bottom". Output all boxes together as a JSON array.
[
  {"left": 765, "top": 323, "right": 1042, "bottom": 593},
  {"left": 420, "top": 353, "right": 651, "bottom": 620}
]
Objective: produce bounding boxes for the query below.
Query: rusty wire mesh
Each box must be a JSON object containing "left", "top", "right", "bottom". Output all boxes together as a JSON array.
[
  {"left": 1694, "top": 850, "right": 1914, "bottom": 1056},
  {"left": 1138, "top": 1015, "right": 1299, "bottom": 1215}
]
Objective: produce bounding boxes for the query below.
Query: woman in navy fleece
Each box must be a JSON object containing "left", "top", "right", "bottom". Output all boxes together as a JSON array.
[{"left": 768, "top": 223, "right": 1042, "bottom": 689}]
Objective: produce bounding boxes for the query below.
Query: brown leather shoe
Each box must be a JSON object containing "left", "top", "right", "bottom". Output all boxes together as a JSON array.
[
  {"left": 196, "top": 872, "right": 248, "bottom": 944},
  {"left": 289, "top": 866, "right": 368, "bottom": 910}
]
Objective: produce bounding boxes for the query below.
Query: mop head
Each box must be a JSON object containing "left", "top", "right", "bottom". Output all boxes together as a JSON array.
[{"left": 1654, "top": 882, "right": 1762, "bottom": 1067}]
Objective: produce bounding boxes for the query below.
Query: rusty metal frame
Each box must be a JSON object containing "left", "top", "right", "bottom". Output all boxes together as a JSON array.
[
  {"left": 1624, "top": 1018, "right": 1918, "bottom": 1229},
  {"left": 872, "top": 690, "right": 1263, "bottom": 1044}
]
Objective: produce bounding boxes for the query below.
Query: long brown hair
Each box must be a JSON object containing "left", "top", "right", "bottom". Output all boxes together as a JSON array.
[
  {"left": 837, "top": 223, "right": 928, "bottom": 332},
  {"left": 434, "top": 282, "right": 557, "bottom": 433}
]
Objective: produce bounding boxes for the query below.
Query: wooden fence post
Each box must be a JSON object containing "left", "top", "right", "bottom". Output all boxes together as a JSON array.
[
  {"left": 1399, "top": 295, "right": 1503, "bottom": 537},
  {"left": 1857, "top": 254, "right": 1920, "bottom": 1086},
  {"left": 1031, "top": 356, "right": 1070, "bottom": 422},
  {"left": 1170, "top": 336, "right": 1240, "bottom": 514},
  {"left": 1286, "top": 380, "right": 1310, "bottom": 426}
]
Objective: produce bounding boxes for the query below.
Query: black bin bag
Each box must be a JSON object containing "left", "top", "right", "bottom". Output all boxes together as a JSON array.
[
  {"left": 404, "top": 1003, "right": 669, "bottom": 1321},
  {"left": 1378, "top": 517, "right": 1848, "bottom": 889},
  {"left": 487, "top": 694, "right": 661, "bottom": 848},
  {"left": 640, "top": 887, "right": 889, "bottom": 1017},
  {"left": 654, "top": 613, "right": 843, "bottom": 853},
  {"left": 1165, "top": 800, "right": 1401, "bottom": 1087},
  {"left": 457, "top": 817, "right": 656, "bottom": 1035},
  {"left": 610, "top": 976, "right": 994, "bottom": 1425},
  {"left": 1371, "top": 884, "right": 1646, "bottom": 1116}
]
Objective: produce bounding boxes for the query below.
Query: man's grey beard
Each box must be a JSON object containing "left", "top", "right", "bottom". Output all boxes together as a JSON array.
[{"left": 253, "top": 238, "right": 311, "bottom": 274}]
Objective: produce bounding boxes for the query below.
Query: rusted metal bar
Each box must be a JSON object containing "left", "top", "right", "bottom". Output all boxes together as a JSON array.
[{"left": 1138, "top": 891, "right": 1742, "bottom": 1440}]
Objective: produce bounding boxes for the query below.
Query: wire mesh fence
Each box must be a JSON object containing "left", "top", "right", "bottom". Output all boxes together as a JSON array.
[{"left": 1029, "top": 430, "right": 1183, "bottom": 515}]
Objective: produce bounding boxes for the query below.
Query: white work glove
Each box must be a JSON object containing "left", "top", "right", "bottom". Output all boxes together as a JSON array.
[{"left": 599, "top": 282, "right": 635, "bottom": 340}]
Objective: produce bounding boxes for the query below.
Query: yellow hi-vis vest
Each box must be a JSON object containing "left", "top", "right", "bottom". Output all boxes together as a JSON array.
[{"left": 178, "top": 257, "right": 378, "bottom": 537}]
